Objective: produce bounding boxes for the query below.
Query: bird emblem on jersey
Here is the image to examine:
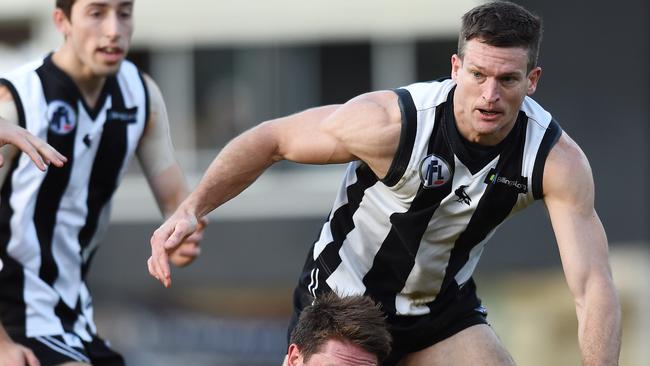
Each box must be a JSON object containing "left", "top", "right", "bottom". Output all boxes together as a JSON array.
[
  {"left": 47, "top": 100, "right": 77, "bottom": 135},
  {"left": 454, "top": 185, "right": 472, "bottom": 205}
]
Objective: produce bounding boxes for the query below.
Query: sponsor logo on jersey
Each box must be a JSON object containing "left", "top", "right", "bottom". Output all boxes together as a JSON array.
[
  {"left": 47, "top": 100, "right": 76, "bottom": 135},
  {"left": 107, "top": 107, "right": 138, "bottom": 124},
  {"left": 454, "top": 185, "right": 472, "bottom": 205},
  {"left": 484, "top": 168, "right": 528, "bottom": 194},
  {"left": 419, "top": 154, "right": 452, "bottom": 188}
]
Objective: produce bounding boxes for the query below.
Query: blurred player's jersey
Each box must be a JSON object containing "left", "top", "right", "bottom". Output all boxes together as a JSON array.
[
  {"left": 0, "top": 55, "right": 148, "bottom": 338},
  {"left": 298, "top": 78, "right": 562, "bottom": 316}
]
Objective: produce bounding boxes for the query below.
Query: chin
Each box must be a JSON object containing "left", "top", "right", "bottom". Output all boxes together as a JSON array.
[{"left": 94, "top": 64, "right": 122, "bottom": 77}]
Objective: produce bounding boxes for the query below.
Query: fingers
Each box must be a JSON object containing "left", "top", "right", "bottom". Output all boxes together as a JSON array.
[
  {"left": 26, "top": 134, "right": 67, "bottom": 169},
  {"left": 0, "top": 124, "right": 67, "bottom": 171},
  {"left": 23, "top": 347, "right": 41, "bottom": 366},
  {"left": 149, "top": 227, "right": 173, "bottom": 288},
  {"left": 169, "top": 242, "right": 201, "bottom": 268}
]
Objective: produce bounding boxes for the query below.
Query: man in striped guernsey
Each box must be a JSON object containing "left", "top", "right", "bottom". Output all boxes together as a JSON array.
[
  {"left": 0, "top": 1, "right": 205, "bottom": 365},
  {"left": 149, "top": 2, "right": 621, "bottom": 365}
]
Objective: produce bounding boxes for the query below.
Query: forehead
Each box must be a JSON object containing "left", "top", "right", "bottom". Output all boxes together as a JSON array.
[
  {"left": 462, "top": 39, "right": 529, "bottom": 74},
  {"left": 306, "top": 340, "right": 377, "bottom": 366},
  {"left": 73, "top": 0, "right": 133, "bottom": 8}
]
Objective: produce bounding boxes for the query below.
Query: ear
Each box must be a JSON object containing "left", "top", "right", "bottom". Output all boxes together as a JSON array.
[
  {"left": 53, "top": 8, "right": 72, "bottom": 38},
  {"left": 287, "top": 344, "right": 302, "bottom": 366},
  {"left": 526, "top": 67, "right": 542, "bottom": 95},
  {"left": 451, "top": 54, "right": 462, "bottom": 81}
]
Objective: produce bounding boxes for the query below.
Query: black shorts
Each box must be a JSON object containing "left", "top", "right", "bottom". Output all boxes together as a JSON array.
[
  {"left": 10, "top": 332, "right": 125, "bottom": 366},
  {"left": 287, "top": 279, "right": 488, "bottom": 366}
]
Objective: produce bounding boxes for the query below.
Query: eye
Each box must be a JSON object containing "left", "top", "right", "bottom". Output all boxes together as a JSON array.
[{"left": 499, "top": 76, "right": 519, "bottom": 86}]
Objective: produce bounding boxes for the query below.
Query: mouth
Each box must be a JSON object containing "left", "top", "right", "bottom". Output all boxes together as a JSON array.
[
  {"left": 476, "top": 108, "right": 503, "bottom": 119},
  {"left": 97, "top": 46, "right": 125, "bottom": 62}
]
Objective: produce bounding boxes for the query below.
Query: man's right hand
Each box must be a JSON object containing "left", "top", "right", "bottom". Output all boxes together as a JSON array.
[
  {"left": 147, "top": 207, "right": 201, "bottom": 288},
  {"left": 0, "top": 340, "right": 40, "bottom": 366}
]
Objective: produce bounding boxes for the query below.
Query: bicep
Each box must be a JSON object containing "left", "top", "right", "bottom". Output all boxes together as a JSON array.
[
  {"left": 136, "top": 75, "right": 188, "bottom": 213},
  {"left": 136, "top": 74, "right": 177, "bottom": 183},
  {"left": 273, "top": 91, "right": 402, "bottom": 177},
  {"left": 543, "top": 134, "right": 612, "bottom": 297}
]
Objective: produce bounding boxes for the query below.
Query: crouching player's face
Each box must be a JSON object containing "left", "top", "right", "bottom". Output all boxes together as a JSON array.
[{"left": 287, "top": 339, "right": 378, "bottom": 366}]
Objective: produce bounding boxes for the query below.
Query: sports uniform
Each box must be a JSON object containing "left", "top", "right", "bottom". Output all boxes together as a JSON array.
[
  {"left": 0, "top": 54, "right": 148, "bottom": 365},
  {"left": 289, "top": 78, "right": 562, "bottom": 364}
]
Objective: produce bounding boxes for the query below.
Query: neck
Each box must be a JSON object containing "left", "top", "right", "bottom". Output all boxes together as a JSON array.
[{"left": 52, "top": 46, "right": 107, "bottom": 108}]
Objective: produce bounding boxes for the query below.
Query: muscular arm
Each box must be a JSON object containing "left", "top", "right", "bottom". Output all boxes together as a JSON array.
[
  {"left": 148, "top": 90, "right": 403, "bottom": 287},
  {"left": 543, "top": 133, "right": 621, "bottom": 366}
]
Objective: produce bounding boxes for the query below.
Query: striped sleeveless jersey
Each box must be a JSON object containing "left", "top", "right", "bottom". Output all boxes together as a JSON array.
[
  {"left": 0, "top": 55, "right": 148, "bottom": 338},
  {"left": 298, "top": 79, "right": 562, "bottom": 316}
]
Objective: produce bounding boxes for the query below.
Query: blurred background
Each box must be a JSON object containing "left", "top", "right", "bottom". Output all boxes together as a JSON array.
[{"left": 1, "top": 0, "right": 648, "bottom": 365}]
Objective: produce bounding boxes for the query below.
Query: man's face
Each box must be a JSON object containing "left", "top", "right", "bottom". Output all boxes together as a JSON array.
[
  {"left": 59, "top": 0, "right": 134, "bottom": 76},
  {"left": 451, "top": 38, "right": 541, "bottom": 145},
  {"left": 288, "top": 339, "right": 378, "bottom": 366}
]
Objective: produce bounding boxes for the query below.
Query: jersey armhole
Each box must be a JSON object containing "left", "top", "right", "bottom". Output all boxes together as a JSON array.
[
  {"left": 0, "top": 78, "right": 27, "bottom": 128},
  {"left": 382, "top": 88, "right": 418, "bottom": 187},
  {"left": 531, "top": 119, "right": 562, "bottom": 200},
  {"left": 137, "top": 72, "right": 151, "bottom": 131}
]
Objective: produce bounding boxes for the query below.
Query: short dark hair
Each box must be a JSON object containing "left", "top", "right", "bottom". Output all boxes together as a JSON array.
[
  {"left": 56, "top": 0, "right": 76, "bottom": 19},
  {"left": 290, "top": 293, "right": 392, "bottom": 363},
  {"left": 458, "top": 1, "right": 543, "bottom": 71}
]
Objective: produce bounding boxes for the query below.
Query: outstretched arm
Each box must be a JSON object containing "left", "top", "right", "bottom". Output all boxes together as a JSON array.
[
  {"left": 543, "top": 133, "right": 621, "bottom": 366},
  {"left": 148, "top": 90, "right": 403, "bottom": 287},
  {"left": 0, "top": 85, "right": 66, "bottom": 175}
]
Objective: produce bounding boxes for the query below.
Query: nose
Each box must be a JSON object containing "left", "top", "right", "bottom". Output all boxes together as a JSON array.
[
  {"left": 104, "top": 11, "right": 122, "bottom": 40},
  {"left": 481, "top": 78, "right": 500, "bottom": 104}
]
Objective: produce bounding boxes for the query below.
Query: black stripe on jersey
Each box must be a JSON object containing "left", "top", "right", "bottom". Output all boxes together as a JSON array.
[
  {"left": 363, "top": 105, "right": 454, "bottom": 314},
  {"left": 34, "top": 64, "right": 78, "bottom": 287},
  {"left": 54, "top": 297, "right": 81, "bottom": 334},
  {"left": 0, "top": 79, "right": 27, "bottom": 128},
  {"left": 80, "top": 77, "right": 132, "bottom": 279},
  {"left": 314, "top": 164, "right": 378, "bottom": 280},
  {"left": 383, "top": 88, "right": 417, "bottom": 187},
  {"left": 532, "top": 119, "right": 562, "bottom": 200},
  {"left": 433, "top": 112, "right": 529, "bottom": 313}
]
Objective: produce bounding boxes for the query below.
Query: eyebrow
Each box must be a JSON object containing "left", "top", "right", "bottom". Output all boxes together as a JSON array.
[
  {"left": 468, "top": 64, "right": 523, "bottom": 78},
  {"left": 85, "top": 1, "right": 133, "bottom": 8}
]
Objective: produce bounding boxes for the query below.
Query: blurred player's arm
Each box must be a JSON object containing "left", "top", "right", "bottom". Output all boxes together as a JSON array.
[
  {"left": 0, "top": 87, "right": 63, "bottom": 366},
  {"left": 136, "top": 74, "right": 204, "bottom": 268},
  {"left": 0, "top": 326, "right": 40, "bottom": 366},
  {"left": 543, "top": 133, "right": 621, "bottom": 366},
  {"left": 0, "top": 85, "right": 66, "bottom": 182},
  {"left": 148, "top": 90, "right": 403, "bottom": 287}
]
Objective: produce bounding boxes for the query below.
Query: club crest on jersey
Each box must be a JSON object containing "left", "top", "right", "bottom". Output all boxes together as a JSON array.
[
  {"left": 47, "top": 100, "right": 76, "bottom": 135},
  {"left": 419, "top": 154, "right": 452, "bottom": 188}
]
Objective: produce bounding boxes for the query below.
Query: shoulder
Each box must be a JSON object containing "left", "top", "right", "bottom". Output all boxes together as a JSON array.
[
  {"left": 543, "top": 132, "right": 594, "bottom": 207},
  {"left": 397, "top": 78, "right": 455, "bottom": 110}
]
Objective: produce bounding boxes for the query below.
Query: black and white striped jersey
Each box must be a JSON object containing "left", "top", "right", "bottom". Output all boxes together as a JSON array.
[
  {"left": 0, "top": 55, "right": 148, "bottom": 338},
  {"left": 298, "top": 79, "right": 562, "bottom": 316}
]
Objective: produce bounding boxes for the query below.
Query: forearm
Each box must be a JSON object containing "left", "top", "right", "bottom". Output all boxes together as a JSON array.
[
  {"left": 184, "top": 123, "right": 279, "bottom": 218},
  {"left": 575, "top": 275, "right": 621, "bottom": 366}
]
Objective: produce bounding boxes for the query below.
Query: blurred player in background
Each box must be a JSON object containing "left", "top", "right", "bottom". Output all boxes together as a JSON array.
[
  {"left": 0, "top": 0, "right": 205, "bottom": 365},
  {"left": 286, "top": 293, "right": 391, "bottom": 366},
  {"left": 149, "top": 1, "right": 621, "bottom": 365}
]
